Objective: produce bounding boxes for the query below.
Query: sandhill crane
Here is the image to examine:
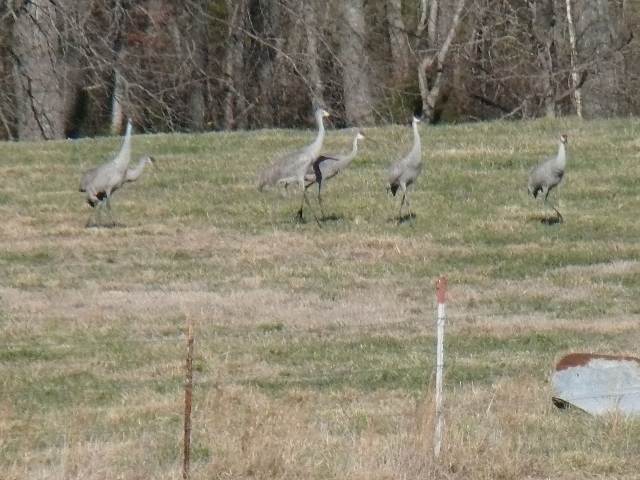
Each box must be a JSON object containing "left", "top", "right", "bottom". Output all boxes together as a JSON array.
[
  {"left": 124, "top": 155, "right": 155, "bottom": 183},
  {"left": 304, "top": 130, "right": 365, "bottom": 217},
  {"left": 257, "top": 108, "right": 330, "bottom": 225},
  {"left": 79, "top": 120, "right": 135, "bottom": 225},
  {"left": 528, "top": 134, "right": 568, "bottom": 222},
  {"left": 387, "top": 116, "right": 422, "bottom": 219}
]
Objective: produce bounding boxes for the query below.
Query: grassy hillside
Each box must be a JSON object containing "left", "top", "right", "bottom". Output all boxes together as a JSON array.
[{"left": 1, "top": 117, "right": 640, "bottom": 479}]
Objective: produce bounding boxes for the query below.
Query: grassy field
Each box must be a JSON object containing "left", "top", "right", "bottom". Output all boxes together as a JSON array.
[{"left": 1, "top": 116, "right": 640, "bottom": 479}]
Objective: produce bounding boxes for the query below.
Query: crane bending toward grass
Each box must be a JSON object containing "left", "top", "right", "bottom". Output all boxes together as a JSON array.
[
  {"left": 81, "top": 154, "right": 155, "bottom": 225},
  {"left": 123, "top": 155, "right": 155, "bottom": 183},
  {"left": 257, "top": 108, "right": 330, "bottom": 226},
  {"left": 80, "top": 120, "right": 151, "bottom": 226},
  {"left": 528, "top": 134, "right": 568, "bottom": 223},
  {"left": 304, "top": 130, "right": 365, "bottom": 218},
  {"left": 387, "top": 116, "right": 423, "bottom": 219}
]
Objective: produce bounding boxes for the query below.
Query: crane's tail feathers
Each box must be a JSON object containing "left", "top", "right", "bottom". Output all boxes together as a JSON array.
[{"left": 387, "top": 184, "right": 399, "bottom": 196}]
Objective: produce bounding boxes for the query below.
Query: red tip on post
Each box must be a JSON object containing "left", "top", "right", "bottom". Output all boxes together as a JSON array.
[{"left": 436, "top": 276, "right": 447, "bottom": 304}]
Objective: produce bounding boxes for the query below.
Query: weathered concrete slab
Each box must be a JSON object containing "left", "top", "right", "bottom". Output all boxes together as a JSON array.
[{"left": 552, "top": 353, "right": 640, "bottom": 416}]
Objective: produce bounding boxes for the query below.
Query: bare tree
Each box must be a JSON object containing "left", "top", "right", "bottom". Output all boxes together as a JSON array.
[
  {"left": 386, "top": 0, "right": 410, "bottom": 84},
  {"left": 302, "top": 1, "right": 326, "bottom": 108},
  {"left": 340, "top": 0, "right": 374, "bottom": 125},
  {"left": 11, "top": 0, "right": 70, "bottom": 139},
  {"left": 416, "top": 0, "right": 467, "bottom": 123},
  {"left": 110, "top": 0, "right": 128, "bottom": 134},
  {"left": 573, "top": 0, "right": 621, "bottom": 117},
  {"left": 565, "top": 0, "right": 583, "bottom": 118},
  {"left": 0, "top": 0, "right": 639, "bottom": 139},
  {"left": 223, "top": 0, "right": 247, "bottom": 129},
  {"left": 530, "top": 0, "right": 558, "bottom": 118}
]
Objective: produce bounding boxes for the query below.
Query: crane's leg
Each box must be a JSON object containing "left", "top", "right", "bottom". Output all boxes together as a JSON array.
[
  {"left": 405, "top": 190, "right": 413, "bottom": 217},
  {"left": 104, "top": 195, "right": 117, "bottom": 227},
  {"left": 317, "top": 181, "right": 325, "bottom": 219},
  {"left": 297, "top": 180, "right": 320, "bottom": 226},
  {"left": 552, "top": 186, "right": 563, "bottom": 223},
  {"left": 86, "top": 206, "right": 98, "bottom": 228},
  {"left": 543, "top": 188, "right": 562, "bottom": 223},
  {"left": 398, "top": 184, "right": 407, "bottom": 218},
  {"left": 297, "top": 191, "right": 305, "bottom": 221}
]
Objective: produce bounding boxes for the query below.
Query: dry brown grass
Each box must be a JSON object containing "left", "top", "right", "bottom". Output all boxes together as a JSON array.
[{"left": 2, "top": 117, "right": 640, "bottom": 478}]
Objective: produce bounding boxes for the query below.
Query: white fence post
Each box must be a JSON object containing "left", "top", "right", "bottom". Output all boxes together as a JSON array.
[{"left": 434, "top": 276, "right": 447, "bottom": 458}]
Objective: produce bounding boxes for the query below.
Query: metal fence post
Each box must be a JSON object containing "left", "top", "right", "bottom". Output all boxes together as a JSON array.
[{"left": 434, "top": 276, "right": 447, "bottom": 458}]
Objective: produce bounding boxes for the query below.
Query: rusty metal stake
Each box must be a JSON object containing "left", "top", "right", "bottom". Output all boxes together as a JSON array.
[{"left": 183, "top": 319, "right": 194, "bottom": 480}]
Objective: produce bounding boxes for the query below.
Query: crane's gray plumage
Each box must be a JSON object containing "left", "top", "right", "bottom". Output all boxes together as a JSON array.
[
  {"left": 80, "top": 120, "right": 133, "bottom": 206},
  {"left": 79, "top": 120, "right": 147, "bottom": 226},
  {"left": 124, "top": 155, "right": 155, "bottom": 183},
  {"left": 304, "top": 130, "right": 364, "bottom": 216},
  {"left": 387, "top": 116, "right": 422, "bottom": 217},
  {"left": 257, "top": 108, "right": 330, "bottom": 225},
  {"left": 528, "top": 134, "right": 568, "bottom": 221}
]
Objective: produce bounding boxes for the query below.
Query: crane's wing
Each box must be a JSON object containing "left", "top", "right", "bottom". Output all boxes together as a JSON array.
[{"left": 310, "top": 155, "right": 338, "bottom": 184}]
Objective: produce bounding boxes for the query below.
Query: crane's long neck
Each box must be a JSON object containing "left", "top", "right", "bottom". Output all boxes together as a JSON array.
[
  {"left": 340, "top": 135, "right": 360, "bottom": 165},
  {"left": 113, "top": 121, "right": 133, "bottom": 172},
  {"left": 309, "top": 114, "right": 326, "bottom": 158},
  {"left": 410, "top": 120, "right": 421, "bottom": 159},
  {"left": 556, "top": 142, "right": 566, "bottom": 169},
  {"left": 126, "top": 157, "right": 147, "bottom": 182}
]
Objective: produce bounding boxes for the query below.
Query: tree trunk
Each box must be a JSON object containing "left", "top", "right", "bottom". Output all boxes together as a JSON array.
[
  {"left": 386, "top": 0, "right": 410, "bottom": 83},
  {"left": 565, "top": 0, "right": 583, "bottom": 118},
  {"left": 340, "top": 0, "right": 373, "bottom": 125},
  {"left": 109, "top": 0, "right": 127, "bottom": 134},
  {"left": 530, "top": 0, "right": 557, "bottom": 118},
  {"left": 111, "top": 68, "right": 126, "bottom": 134},
  {"left": 223, "top": 0, "right": 247, "bottom": 130},
  {"left": 417, "top": 0, "right": 466, "bottom": 123},
  {"left": 573, "top": 0, "right": 620, "bottom": 117},
  {"left": 256, "top": 1, "right": 284, "bottom": 126},
  {"left": 188, "top": 0, "right": 208, "bottom": 131},
  {"left": 303, "top": 1, "right": 326, "bottom": 108},
  {"left": 12, "top": 0, "right": 67, "bottom": 140}
]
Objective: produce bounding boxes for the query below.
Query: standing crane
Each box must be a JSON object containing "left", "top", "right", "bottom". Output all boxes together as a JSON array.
[
  {"left": 79, "top": 120, "right": 135, "bottom": 226},
  {"left": 257, "top": 108, "right": 330, "bottom": 225},
  {"left": 387, "top": 116, "right": 423, "bottom": 219},
  {"left": 528, "top": 134, "right": 568, "bottom": 223},
  {"left": 304, "top": 130, "right": 365, "bottom": 218}
]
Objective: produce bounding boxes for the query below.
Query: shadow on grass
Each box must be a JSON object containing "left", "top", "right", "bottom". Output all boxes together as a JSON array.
[
  {"left": 320, "top": 213, "right": 344, "bottom": 223},
  {"left": 394, "top": 213, "right": 416, "bottom": 225},
  {"left": 85, "top": 221, "right": 127, "bottom": 229},
  {"left": 526, "top": 213, "right": 563, "bottom": 226}
]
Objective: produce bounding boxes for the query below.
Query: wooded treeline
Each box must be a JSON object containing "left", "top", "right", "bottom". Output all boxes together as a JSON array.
[{"left": 0, "top": 0, "right": 638, "bottom": 140}]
